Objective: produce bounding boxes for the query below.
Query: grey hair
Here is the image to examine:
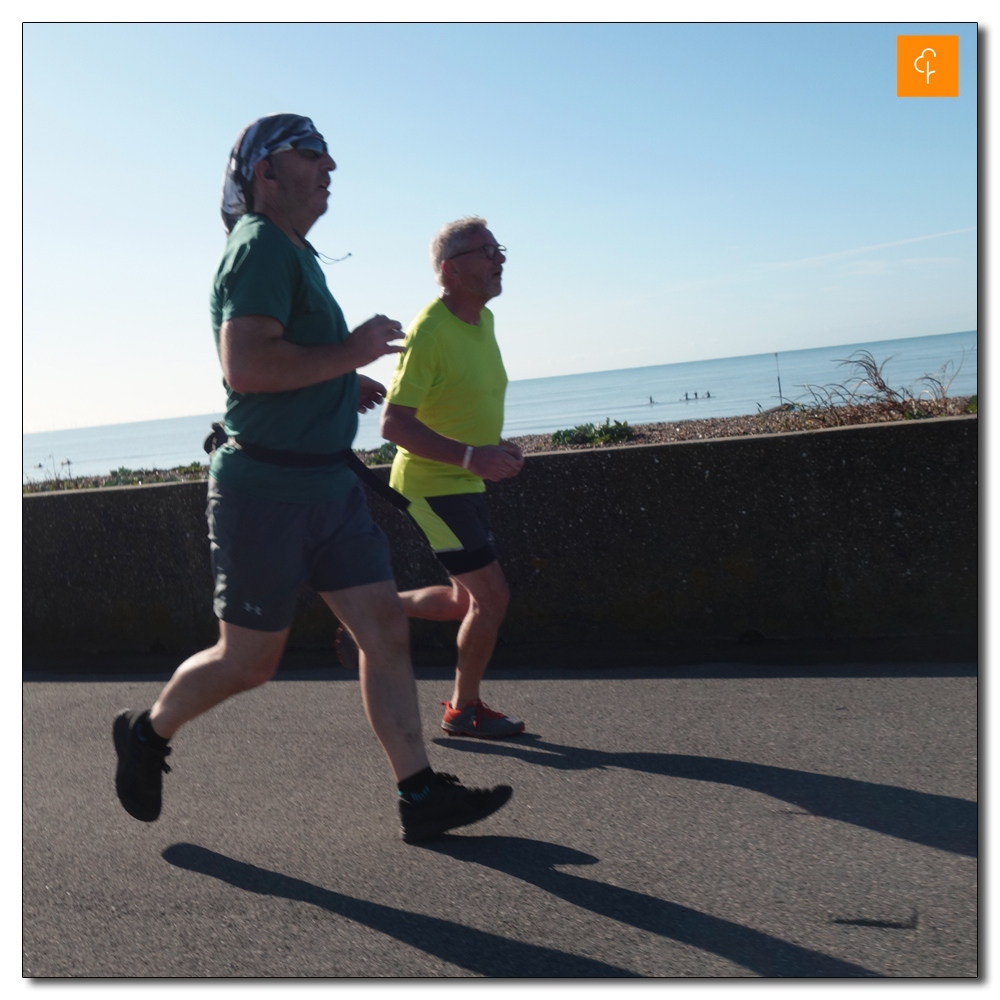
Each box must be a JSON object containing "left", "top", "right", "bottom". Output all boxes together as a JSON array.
[{"left": 430, "top": 216, "right": 489, "bottom": 285}]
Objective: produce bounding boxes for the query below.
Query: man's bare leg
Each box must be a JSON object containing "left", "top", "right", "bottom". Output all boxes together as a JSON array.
[
  {"left": 337, "top": 579, "right": 466, "bottom": 668},
  {"left": 399, "top": 562, "right": 509, "bottom": 710},
  {"left": 448, "top": 561, "right": 510, "bottom": 710},
  {"left": 397, "top": 578, "right": 469, "bottom": 621},
  {"left": 149, "top": 622, "right": 289, "bottom": 739},
  {"left": 113, "top": 622, "right": 289, "bottom": 823},
  {"left": 325, "top": 579, "right": 513, "bottom": 841},
  {"left": 322, "top": 579, "right": 429, "bottom": 782}
]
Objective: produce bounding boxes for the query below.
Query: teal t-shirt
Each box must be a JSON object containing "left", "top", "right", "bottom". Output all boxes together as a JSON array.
[{"left": 208, "top": 213, "right": 359, "bottom": 503}]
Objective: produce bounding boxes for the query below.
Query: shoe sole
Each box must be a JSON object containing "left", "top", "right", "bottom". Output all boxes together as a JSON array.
[
  {"left": 113, "top": 710, "right": 160, "bottom": 823},
  {"left": 440, "top": 724, "right": 526, "bottom": 739},
  {"left": 402, "top": 786, "right": 513, "bottom": 844}
]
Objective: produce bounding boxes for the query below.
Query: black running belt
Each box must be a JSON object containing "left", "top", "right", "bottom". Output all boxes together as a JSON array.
[
  {"left": 203, "top": 422, "right": 411, "bottom": 512},
  {"left": 344, "top": 453, "right": 411, "bottom": 512}
]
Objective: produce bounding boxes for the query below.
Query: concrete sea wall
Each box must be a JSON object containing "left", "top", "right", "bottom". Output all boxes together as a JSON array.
[{"left": 22, "top": 416, "right": 977, "bottom": 663}]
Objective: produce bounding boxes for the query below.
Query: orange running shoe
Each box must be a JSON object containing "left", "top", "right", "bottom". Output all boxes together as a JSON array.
[{"left": 441, "top": 699, "right": 525, "bottom": 738}]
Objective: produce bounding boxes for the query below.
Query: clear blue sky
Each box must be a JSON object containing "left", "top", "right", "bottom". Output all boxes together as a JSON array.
[{"left": 22, "top": 21, "right": 977, "bottom": 433}]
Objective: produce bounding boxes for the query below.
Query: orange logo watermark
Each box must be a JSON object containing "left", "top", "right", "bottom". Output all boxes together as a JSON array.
[{"left": 897, "top": 35, "right": 959, "bottom": 97}]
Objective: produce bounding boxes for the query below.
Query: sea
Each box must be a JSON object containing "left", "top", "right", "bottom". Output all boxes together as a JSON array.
[{"left": 23, "top": 330, "right": 977, "bottom": 483}]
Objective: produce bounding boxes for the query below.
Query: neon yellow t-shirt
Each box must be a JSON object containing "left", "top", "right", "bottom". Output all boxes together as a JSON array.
[{"left": 386, "top": 298, "right": 508, "bottom": 497}]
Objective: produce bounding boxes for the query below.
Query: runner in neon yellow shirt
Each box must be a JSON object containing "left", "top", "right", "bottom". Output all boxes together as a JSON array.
[
  {"left": 387, "top": 297, "right": 507, "bottom": 498},
  {"left": 378, "top": 217, "right": 527, "bottom": 738}
]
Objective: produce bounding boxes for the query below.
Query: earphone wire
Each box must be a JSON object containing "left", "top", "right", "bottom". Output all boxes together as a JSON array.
[{"left": 293, "top": 229, "right": 351, "bottom": 264}]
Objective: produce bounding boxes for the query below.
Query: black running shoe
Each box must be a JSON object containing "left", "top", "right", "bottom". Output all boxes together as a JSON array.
[
  {"left": 399, "top": 771, "right": 512, "bottom": 844},
  {"left": 113, "top": 709, "right": 171, "bottom": 822}
]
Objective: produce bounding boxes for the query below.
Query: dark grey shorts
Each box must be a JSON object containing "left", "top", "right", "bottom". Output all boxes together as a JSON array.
[
  {"left": 207, "top": 477, "right": 394, "bottom": 631},
  {"left": 405, "top": 492, "right": 498, "bottom": 576}
]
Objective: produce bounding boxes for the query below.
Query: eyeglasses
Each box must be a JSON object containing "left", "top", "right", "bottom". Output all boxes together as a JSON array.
[{"left": 447, "top": 243, "right": 507, "bottom": 261}]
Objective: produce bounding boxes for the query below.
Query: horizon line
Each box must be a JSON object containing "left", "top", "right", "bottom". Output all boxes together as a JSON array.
[{"left": 23, "top": 329, "right": 976, "bottom": 437}]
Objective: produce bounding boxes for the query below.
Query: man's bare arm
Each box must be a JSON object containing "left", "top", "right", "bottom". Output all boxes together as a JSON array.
[
  {"left": 380, "top": 403, "right": 523, "bottom": 481},
  {"left": 220, "top": 314, "right": 404, "bottom": 394}
]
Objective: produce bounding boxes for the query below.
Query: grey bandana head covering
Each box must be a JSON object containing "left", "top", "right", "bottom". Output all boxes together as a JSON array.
[{"left": 220, "top": 113, "right": 328, "bottom": 234}]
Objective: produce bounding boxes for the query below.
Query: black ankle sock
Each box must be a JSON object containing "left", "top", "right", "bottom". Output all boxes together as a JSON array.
[
  {"left": 136, "top": 712, "right": 169, "bottom": 747},
  {"left": 397, "top": 767, "right": 434, "bottom": 802}
]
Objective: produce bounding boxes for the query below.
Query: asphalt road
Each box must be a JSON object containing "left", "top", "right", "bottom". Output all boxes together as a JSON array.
[{"left": 23, "top": 660, "right": 977, "bottom": 979}]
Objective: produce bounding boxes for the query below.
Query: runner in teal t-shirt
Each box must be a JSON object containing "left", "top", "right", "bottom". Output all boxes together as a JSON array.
[
  {"left": 209, "top": 211, "right": 359, "bottom": 504},
  {"left": 111, "top": 116, "right": 512, "bottom": 844}
]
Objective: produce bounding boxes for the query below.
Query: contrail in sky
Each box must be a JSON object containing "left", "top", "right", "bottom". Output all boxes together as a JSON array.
[
  {"left": 620, "top": 225, "right": 977, "bottom": 307},
  {"left": 769, "top": 226, "right": 977, "bottom": 271}
]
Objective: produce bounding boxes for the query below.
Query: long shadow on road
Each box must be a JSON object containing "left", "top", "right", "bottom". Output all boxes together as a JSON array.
[
  {"left": 161, "top": 843, "right": 637, "bottom": 977},
  {"left": 420, "top": 835, "right": 880, "bottom": 978},
  {"left": 162, "top": 839, "right": 878, "bottom": 978},
  {"left": 434, "top": 736, "right": 978, "bottom": 858}
]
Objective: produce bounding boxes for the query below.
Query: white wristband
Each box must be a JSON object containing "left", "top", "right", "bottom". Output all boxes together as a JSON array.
[{"left": 462, "top": 445, "right": 474, "bottom": 470}]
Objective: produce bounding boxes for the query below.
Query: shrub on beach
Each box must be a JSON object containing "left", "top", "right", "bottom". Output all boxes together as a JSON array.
[
  {"left": 551, "top": 417, "right": 632, "bottom": 447},
  {"left": 357, "top": 442, "right": 398, "bottom": 467}
]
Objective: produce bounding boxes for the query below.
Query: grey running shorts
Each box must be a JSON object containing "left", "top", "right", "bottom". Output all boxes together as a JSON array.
[
  {"left": 405, "top": 492, "right": 498, "bottom": 576},
  {"left": 207, "top": 477, "right": 394, "bottom": 631}
]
